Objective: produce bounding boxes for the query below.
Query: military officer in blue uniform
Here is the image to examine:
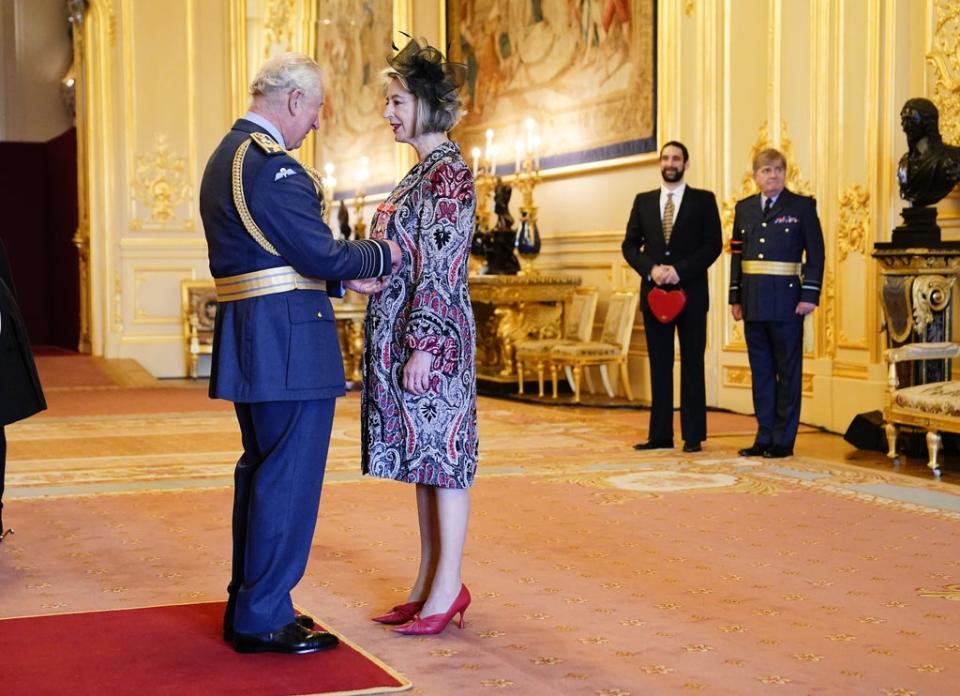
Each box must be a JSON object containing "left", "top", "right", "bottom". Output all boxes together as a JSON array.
[
  {"left": 199, "top": 52, "right": 400, "bottom": 654},
  {"left": 728, "top": 148, "right": 824, "bottom": 459}
]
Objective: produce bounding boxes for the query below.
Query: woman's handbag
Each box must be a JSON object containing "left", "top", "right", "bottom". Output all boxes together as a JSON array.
[{"left": 647, "top": 287, "right": 687, "bottom": 323}]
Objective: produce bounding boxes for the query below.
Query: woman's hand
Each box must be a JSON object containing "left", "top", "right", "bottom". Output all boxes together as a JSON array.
[{"left": 403, "top": 349, "right": 433, "bottom": 395}]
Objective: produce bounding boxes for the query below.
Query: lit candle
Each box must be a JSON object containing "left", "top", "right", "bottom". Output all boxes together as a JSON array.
[
  {"left": 515, "top": 140, "right": 523, "bottom": 174},
  {"left": 471, "top": 147, "right": 480, "bottom": 177},
  {"left": 532, "top": 134, "right": 541, "bottom": 171},
  {"left": 490, "top": 143, "right": 497, "bottom": 177}
]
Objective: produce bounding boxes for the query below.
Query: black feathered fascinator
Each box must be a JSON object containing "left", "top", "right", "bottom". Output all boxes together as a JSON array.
[{"left": 388, "top": 35, "right": 467, "bottom": 109}]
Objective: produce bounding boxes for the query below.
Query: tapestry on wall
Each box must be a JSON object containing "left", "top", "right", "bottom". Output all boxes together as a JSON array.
[
  {"left": 315, "top": 0, "right": 396, "bottom": 196},
  {"left": 447, "top": 0, "right": 656, "bottom": 171}
]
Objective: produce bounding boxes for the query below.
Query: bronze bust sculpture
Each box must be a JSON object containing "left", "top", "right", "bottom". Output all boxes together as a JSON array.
[
  {"left": 897, "top": 98, "right": 960, "bottom": 207},
  {"left": 892, "top": 98, "right": 960, "bottom": 244}
]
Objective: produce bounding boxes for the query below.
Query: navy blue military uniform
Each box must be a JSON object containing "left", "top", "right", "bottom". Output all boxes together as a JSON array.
[
  {"left": 728, "top": 188, "right": 824, "bottom": 451},
  {"left": 199, "top": 119, "right": 392, "bottom": 636}
]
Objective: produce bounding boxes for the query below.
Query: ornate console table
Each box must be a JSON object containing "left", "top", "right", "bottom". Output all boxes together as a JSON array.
[
  {"left": 469, "top": 273, "right": 581, "bottom": 392},
  {"left": 873, "top": 242, "right": 960, "bottom": 384}
]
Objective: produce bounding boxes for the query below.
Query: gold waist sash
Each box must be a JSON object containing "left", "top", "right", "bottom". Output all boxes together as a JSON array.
[
  {"left": 741, "top": 260, "right": 801, "bottom": 276},
  {"left": 215, "top": 266, "right": 326, "bottom": 302}
]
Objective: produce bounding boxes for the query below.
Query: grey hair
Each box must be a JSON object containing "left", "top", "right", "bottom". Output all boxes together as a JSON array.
[
  {"left": 250, "top": 53, "right": 324, "bottom": 100},
  {"left": 381, "top": 70, "right": 463, "bottom": 136}
]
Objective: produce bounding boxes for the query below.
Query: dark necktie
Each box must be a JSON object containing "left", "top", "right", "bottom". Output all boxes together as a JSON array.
[
  {"left": 663, "top": 192, "right": 675, "bottom": 244},
  {"left": 763, "top": 197, "right": 773, "bottom": 217}
]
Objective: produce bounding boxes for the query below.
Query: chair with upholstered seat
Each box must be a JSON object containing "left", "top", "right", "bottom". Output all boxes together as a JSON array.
[
  {"left": 548, "top": 290, "right": 639, "bottom": 403},
  {"left": 515, "top": 287, "right": 599, "bottom": 397},
  {"left": 883, "top": 341, "right": 960, "bottom": 479}
]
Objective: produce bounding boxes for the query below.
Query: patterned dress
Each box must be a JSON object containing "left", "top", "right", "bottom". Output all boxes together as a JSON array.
[{"left": 361, "top": 141, "right": 479, "bottom": 488}]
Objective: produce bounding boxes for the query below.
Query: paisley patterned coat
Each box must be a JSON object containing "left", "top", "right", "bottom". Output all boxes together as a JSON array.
[{"left": 361, "top": 141, "right": 479, "bottom": 488}]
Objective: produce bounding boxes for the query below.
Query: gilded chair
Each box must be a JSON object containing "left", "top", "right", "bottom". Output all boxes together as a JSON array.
[
  {"left": 548, "top": 290, "right": 640, "bottom": 403},
  {"left": 181, "top": 280, "right": 218, "bottom": 378},
  {"left": 515, "top": 287, "right": 599, "bottom": 397},
  {"left": 883, "top": 341, "right": 960, "bottom": 479}
]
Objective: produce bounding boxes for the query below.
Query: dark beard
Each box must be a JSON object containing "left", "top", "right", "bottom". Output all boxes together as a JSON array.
[{"left": 661, "top": 167, "right": 684, "bottom": 183}]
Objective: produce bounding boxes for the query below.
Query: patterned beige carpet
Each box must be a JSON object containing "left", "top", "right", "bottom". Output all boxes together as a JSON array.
[{"left": 3, "top": 379, "right": 960, "bottom": 694}]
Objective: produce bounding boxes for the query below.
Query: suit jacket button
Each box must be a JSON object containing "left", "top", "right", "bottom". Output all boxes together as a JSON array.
[
  {"left": 665, "top": 251, "right": 671, "bottom": 256},
  {"left": 316, "top": 311, "right": 323, "bottom": 319},
  {"left": 785, "top": 227, "right": 790, "bottom": 232},
  {"left": 758, "top": 253, "right": 764, "bottom": 259},
  {"left": 759, "top": 238, "right": 765, "bottom": 243}
]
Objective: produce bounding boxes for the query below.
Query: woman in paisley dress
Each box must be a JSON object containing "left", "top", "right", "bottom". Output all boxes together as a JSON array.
[{"left": 358, "top": 38, "right": 478, "bottom": 635}]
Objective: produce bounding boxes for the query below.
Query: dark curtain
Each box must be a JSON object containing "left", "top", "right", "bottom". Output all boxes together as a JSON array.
[{"left": 0, "top": 128, "right": 79, "bottom": 349}]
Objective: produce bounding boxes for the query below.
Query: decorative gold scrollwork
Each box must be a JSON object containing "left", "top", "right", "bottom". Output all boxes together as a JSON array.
[
  {"left": 823, "top": 266, "right": 837, "bottom": 358},
  {"left": 264, "top": 0, "right": 297, "bottom": 58},
  {"left": 911, "top": 274, "right": 956, "bottom": 334},
  {"left": 926, "top": 0, "right": 960, "bottom": 144},
  {"left": 130, "top": 134, "right": 191, "bottom": 229},
  {"left": 837, "top": 185, "right": 870, "bottom": 261}
]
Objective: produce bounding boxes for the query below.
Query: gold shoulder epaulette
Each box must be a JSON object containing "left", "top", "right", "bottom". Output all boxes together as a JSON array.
[{"left": 249, "top": 132, "right": 286, "bottom": 155}]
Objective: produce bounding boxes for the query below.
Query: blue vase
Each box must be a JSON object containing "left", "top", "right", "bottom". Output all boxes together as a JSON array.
[{"left": 515, "top": 216, "right": 541, "bottom": 256}]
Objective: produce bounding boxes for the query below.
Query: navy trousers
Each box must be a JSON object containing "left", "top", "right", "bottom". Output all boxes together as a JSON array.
[
  {"left": 225, "top": 398, "right": 336, "bottom": 635},
  {"left": 744, "top": 319, "right": 804, "bottom": 449},
  {"left": 642, "top": 305, "right": 708, "bottom": 445}
]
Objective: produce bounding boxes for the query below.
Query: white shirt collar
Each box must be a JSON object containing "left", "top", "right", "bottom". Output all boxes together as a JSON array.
[
  {"left": 241, "top": 111, "right": 286, "bottom": 150},
  {"left": 661, "top": 182, "right": 686, "bottom": 200}
]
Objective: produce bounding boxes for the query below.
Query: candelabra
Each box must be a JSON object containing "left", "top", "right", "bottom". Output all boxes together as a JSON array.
[{"left": 512, "top": 120, "right": 542, "bottom": 275}]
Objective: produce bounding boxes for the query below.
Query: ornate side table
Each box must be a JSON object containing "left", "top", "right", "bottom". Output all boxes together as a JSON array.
[
  {"left": 873, "top": 242, "right": 960, "bottom": 384},
  {"left": 469, "top": 273, "right": 581, "bottom": 392}
]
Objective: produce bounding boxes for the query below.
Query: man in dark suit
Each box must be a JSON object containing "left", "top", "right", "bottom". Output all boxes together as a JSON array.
[
  {"left": 200, "top": 52, "right": 400, "bottom": 654},
  {"left": 729, "top": 148, "right": 824, "bottom": 458},
  {"left": 0, "top": 238, "right": 47, "bottom": 540},
  {"left": 622, "top": 141, "right": 722, "bottom": 453}
]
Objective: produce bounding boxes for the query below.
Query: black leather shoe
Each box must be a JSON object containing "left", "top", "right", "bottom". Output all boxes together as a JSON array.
[
  {"left": 633, "top": 440, "right": 674, "bottom": 451},
  {"left": 225, "top": 614, "right": 315, "bottom": 642},
  {"left": 232, "top": 621, "right": 338, "bottom": 654},
  {"left": 762, "top": 445, "right": 794, "bottom": 459},
  {"left": 682, "top": 442, "right": 702, "bottom": 453},
  {"left": 738, "top": 444, "right": 770, "bottom": 457}
]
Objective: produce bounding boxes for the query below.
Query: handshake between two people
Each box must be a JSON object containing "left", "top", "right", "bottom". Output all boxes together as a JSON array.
[{"left": 344, "top": 239, "right": 402, "bottom": 295}]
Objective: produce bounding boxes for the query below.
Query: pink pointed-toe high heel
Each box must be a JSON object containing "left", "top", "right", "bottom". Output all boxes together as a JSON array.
[
  {"left": 371, "top": 600, "right": 425, "bottom": 625},
  {"left": 393, "top": 585, "right": 471, "bottom": 636}
]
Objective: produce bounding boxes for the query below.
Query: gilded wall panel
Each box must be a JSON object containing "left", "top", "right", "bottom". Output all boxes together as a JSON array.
[{"left": 123, "top": 0, "right": 196, "bottom": 232}]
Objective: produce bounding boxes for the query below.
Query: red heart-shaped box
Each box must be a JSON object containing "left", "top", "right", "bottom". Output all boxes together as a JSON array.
[{"left": 647, "top": 287, "right": 687, "bottom": 323}]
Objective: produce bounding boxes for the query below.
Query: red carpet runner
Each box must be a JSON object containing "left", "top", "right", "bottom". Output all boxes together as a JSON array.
[{"left": 0, "top": 601, "right": 411, "bottom": 695}]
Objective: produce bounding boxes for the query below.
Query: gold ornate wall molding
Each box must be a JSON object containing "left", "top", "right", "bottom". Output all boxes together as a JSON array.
[
  {"left": 263, "top": 0, "right": 296, "bottom": 58},
  {"left": 823, "top": 266, "right": 837, "bottom": 358},
  {"left": 926, "top": 0, "right": 960, "bottom": 143},
  {"left": 723, "top": 366, "right": 814, "bottom": 395},
  {"left": 130, "top": 134, "right": 193, "bottom": 230},
  {"left": 837, "top": 185, "right": 869, "bottom": 261}
]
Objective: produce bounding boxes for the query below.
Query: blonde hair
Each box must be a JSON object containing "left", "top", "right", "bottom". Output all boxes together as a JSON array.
[{"left": 752, "top": 147, "right": 787, "bottom": 172}]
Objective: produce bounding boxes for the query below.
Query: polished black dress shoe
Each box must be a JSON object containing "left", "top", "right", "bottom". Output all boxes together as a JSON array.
[
  {"left": 232, "top": 621, "right": 338, "bottom": 654},
  {"left": 738, "top": 444, "right": 770, "bottom": 457},
  {"left": 762, "top": 445, "right": 794, "bottom": 459},
  {"left": 633, "top": 440, "right": 674, "bottom": 451},
  {"left": 225, "top": 613, "right": 315, "bottom": 642},
  {"left": 682, "top": 442, "right": 702, "bottom": 453}
]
